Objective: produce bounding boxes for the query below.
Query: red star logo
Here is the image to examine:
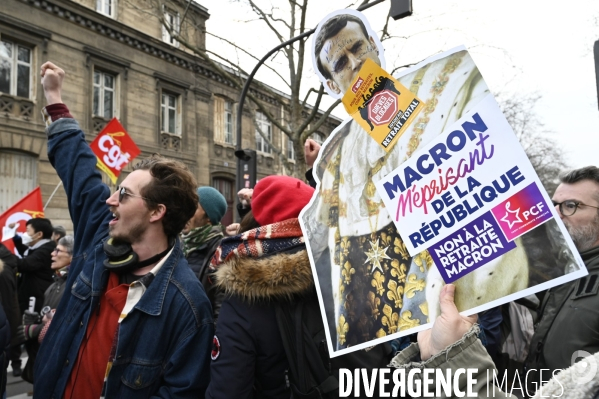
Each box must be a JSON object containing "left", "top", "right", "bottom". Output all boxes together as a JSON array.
[{"left": 500, "top": 201, "right": 522, "bottom": 229}]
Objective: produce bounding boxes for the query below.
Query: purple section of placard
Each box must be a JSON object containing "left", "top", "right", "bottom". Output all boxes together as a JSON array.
[{"left": 428, "top": 211, "right": 517, "bottom": 283}]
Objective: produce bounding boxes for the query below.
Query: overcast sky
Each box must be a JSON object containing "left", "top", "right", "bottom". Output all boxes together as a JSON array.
[{"left": 197, "top": 0, "right": 599, "bottom": 169}]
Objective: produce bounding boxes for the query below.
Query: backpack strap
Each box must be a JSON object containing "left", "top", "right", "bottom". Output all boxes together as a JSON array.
[{"left": 275, "top": 300, "right": 338, "bottom": 399}]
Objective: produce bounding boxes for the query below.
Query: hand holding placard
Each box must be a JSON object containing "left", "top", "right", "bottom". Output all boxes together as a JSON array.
[{"left": 417, "top": 285, "right": 477, "bottom": 360}]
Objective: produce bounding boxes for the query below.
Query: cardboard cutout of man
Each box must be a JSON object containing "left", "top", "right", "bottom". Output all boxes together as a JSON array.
[{"left": 304, "top": 12, "right": 577, "bottom": 355}]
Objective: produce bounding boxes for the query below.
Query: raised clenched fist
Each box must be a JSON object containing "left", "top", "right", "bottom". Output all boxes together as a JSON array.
[
  {"left": 304, "top": 138, "right": 321, "bottom": 169},
  {"left": 40, "top": 61, "right": 65, "bottom": 105}
]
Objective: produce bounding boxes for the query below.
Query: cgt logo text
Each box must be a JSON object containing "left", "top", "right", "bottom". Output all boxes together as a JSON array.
[{"left": 97, "top": 133, "right": 132, "bottom": 171}]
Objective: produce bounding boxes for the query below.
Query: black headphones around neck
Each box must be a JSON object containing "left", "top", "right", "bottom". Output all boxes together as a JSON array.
[{"left": 103, "top": 238, "right": 173, "bottom": 274}]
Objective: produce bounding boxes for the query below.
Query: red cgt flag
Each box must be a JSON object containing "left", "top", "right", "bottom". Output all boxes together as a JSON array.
[
  {"left": 0, "top": 187, "right": 45, "bottom": 254},
  {"left": 90, "top": 118, "right": 141, "bottom": 184}
]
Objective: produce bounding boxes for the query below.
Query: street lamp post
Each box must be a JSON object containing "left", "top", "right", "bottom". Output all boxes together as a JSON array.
[
  {"left": 234, "top": 0, "right": 412, "bottom": 219},
  {"left": 594, "top": 40, "right": 599, "bottom": 110}
]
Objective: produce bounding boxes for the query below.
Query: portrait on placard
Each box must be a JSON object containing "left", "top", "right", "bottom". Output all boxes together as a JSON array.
[
  {"left": 312, "top": 9, "right": 386, "bottom": 99},
  {"left": 300, "top": 42, "right": 585, "bottom": 357}
]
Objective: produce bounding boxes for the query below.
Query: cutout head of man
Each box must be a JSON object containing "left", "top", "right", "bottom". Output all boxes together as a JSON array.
[{"left": 314, "top": 12, "right": 385, "bottom": 98}]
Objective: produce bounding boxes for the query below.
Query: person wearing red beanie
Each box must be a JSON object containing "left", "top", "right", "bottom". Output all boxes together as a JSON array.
[
  {"left": 205, "top": 175, "right": 392, "bottom": 399},
  {"left": 251, "top": 175, "right": 315, "bottom": 226}
]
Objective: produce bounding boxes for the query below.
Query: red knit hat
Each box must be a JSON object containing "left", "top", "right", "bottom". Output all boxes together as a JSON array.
[{"left": 252, "top": 175, "right": 315, "bottom": 226}]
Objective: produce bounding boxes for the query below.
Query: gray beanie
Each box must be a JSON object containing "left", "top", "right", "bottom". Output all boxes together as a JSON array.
[{"left": 197, "top": 186, "right": 227, "bottom": 225}]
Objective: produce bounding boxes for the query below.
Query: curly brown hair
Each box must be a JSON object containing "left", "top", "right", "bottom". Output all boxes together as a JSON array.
[{"left": 133, "top": 155, "right": 199, "bottom": 239}]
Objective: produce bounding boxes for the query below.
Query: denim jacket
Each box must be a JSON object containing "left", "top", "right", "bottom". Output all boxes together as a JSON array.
[{"left": 34, "top": 118, "right": 214, "bottom": 398}]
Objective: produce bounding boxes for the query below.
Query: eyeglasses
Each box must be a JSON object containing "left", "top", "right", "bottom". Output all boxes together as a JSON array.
[
  {"left": 117, "top": 186, "right": 151, "bottom": 203},
  {"left": 552, "top": 199, "right": 599, "bottom": 216},
  {"left": 52, "top": 248, "right": 70, "bottom": 255}
]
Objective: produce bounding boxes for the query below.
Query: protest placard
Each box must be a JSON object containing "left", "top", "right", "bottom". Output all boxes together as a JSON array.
[
  {"left": 302, "top": 12, "right": 586, "bottom": 357},
  {"left": 341, "top": 58, "right": 425, "bottom": 152},
  {"left": 375, "top": 94, "right": 561, "bottom": 277}
]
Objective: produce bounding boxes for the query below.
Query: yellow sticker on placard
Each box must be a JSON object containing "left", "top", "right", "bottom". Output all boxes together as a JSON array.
[{"left": 342, "top": 59, "right": 425, "bottom": 152}]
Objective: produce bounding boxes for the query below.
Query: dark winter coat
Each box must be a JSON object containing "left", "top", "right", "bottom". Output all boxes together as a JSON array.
[
  {"left": 206, "top": 246, "right": 393, "bottom": 399},
  {"left": 0, "top": 302, "right": 10, "bottom": 395},
  {"left": 187, "top": 235, "right": 225, "bottom": 319},
  {"left": 0, "top": 239, "right": 56, "bottom": 314},
  {"left": 186, "top": 235, "right": 222, "bottom": 282},
  {"left": 42, "top": 270, "right": 69, "bottom": 310},
  {"left": 0, "top": 259, "right": 20, "bottom": 346},
  {"left": 526, "top": 245, "right": 599, "bottom": 389}
]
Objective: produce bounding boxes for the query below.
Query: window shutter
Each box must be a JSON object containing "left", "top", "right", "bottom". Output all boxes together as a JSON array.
[{"left": 214, "top": 97, "right": 225, "bottom": 142}]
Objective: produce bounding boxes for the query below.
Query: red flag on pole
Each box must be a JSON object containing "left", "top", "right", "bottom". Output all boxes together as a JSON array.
[
  {"left": 89, "top": 118, "right": 141, "bottom": 184},
  {"left": 0, "top": 187, "right": 45, "bottom": 254}
]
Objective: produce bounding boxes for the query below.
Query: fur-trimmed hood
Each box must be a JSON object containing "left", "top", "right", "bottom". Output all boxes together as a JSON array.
[{"left": 213, "top": 249, "right": 314, "bottom": 301}]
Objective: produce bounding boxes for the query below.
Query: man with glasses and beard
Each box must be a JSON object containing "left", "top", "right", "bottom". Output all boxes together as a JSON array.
[
  {"left": 33, "top": 62, "right": 213, "bottom": 399},
  {"left": 526, "top": 166, "right": 599, "bottom": 393}
]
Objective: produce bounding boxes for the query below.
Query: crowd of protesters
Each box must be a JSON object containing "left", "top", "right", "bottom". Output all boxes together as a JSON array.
[{"left": 0, "top": 61, "right": 598, "bottom": 399}]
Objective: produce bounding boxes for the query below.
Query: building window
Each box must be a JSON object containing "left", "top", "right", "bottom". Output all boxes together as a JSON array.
[
  {"left": 0, "top": 40, "right": 32, "bottom": 99},
  {"left": 161, "top": 92, "right": 179, "bottom": 135},
  {"left": 224, "top": 100, "right": 234, "bottom": 145},
  {"left": 93, "top": 70, "right": 115, "bottom": 119},
  {"left": 255, "top": 112, "right": 272, "bottom": 154},
  {"left": 311, "top": 132, "right": 325, "bottom": 146},
  {"left": 213, "top": 97, "right": 235, "bottom": 145},
  {"left": 0, "top": 151, "right": 37, "bottom": 213},
  {"left": 162, "top": 8, "right": 180, "bottom": 47},
  {"left": 284, "top": 134, "right": 294, "bottom": 160},
  {"left": 96, "top": 0, "right": 116, "bottom": 18}
]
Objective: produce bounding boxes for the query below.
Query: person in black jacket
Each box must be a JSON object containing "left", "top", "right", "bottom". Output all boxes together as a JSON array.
[
  {"left": 16, "top": 234, "right": 74, "bottom": 346},
  {"left": 14, "top": 235, "right": 74, "bottom": 386},
  {"left": 0, "top": 218, "right": 55, "bottom": 378},
  {"left": 0, "top": 255, "right": 20, "bottom": 378},
  {"left": 0, "top": 218, "right": 56, "bottom": 315},
  {"left": 0, "top": 302, "right": 10, "bottom": 397},
  {"left": 206, "top": 176, "right": 393, "bottom": 399},
  {"left": 181, "top": 186, "right": 227, "bottom": 317},
  {"left": 43, "top": 234, "right": 73, "bottom": 310},
  {"left": 0, "top": 218, "right": 56, "bottom": 378}
]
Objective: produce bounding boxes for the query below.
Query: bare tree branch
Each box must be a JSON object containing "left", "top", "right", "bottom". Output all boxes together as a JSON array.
[
  {"left": 301, "top": 87, "right": 319, "bottom": 108},
  {"left": 205, "top": 31, "right": 290, "bottom": 88},
  {"left": 301, "top": 99, "right": 341, "bottom": 142},
  {"left": 128, "top": 0, "right": 352, "bottom": 175},
  {"left": 179, "top": 0, "right": 193, "bottom": 33},
  {"left": 295, "top": 84, "right": 325, "bottom": 138},
  {"left": 248, "top": 0, "right": 286, "bottom": 43},
  {"left": 380, "top": 8, "right": 392, "bottom": 41},
  {"left": 498, "top": 92, "right": 569, "bottom": 194}
]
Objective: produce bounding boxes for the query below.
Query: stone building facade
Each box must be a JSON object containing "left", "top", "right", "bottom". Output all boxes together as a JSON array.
[{"left": 0, "top": 0, "right": 340, "bottom": 229}]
